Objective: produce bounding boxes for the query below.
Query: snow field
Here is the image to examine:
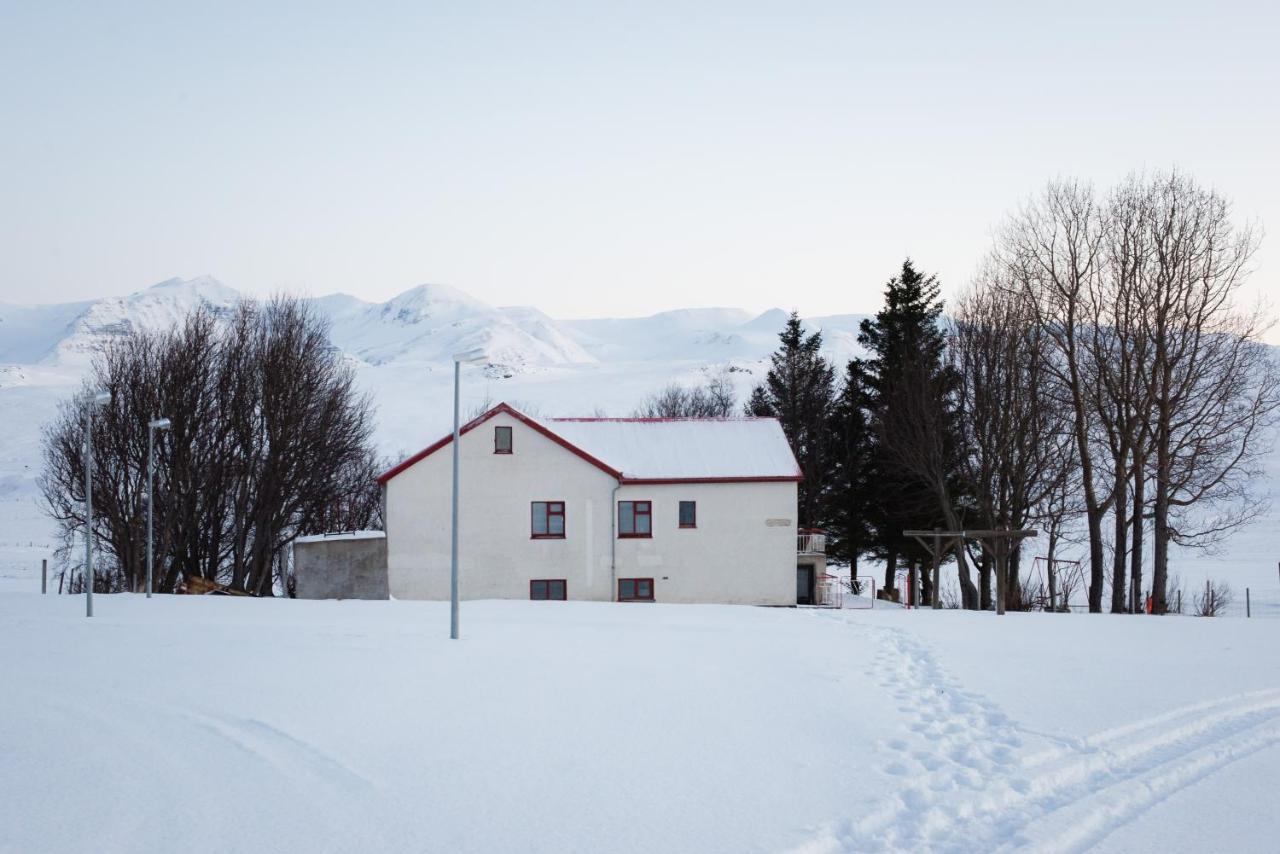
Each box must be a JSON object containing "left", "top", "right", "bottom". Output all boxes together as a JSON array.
[{"left": 3, "top": 595, "right": 1279, "bottom": 853}]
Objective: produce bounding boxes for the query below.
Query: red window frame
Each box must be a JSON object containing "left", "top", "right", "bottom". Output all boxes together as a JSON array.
[
  {"left": 494, "top": 425, "right": 513, "bottom": 454},
  {"left": 531, "top": 501, "right": 566, "bottom": 539},
  {"left": 618, "top": 500, "right": 652, "bottom": 538},
  {"left": 530, "top": 579, "right": 567, "bottom": 600},
  {"left": 618, "top": 578, "right": 654, "bottom": 602},
  {"left": 678, "top": 500, "right": 696, "bottom": 529}
]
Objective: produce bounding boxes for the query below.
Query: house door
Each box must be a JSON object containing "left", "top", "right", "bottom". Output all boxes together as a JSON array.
[{"left": 797, "top": 565, "right": 815, "bottom": 605}]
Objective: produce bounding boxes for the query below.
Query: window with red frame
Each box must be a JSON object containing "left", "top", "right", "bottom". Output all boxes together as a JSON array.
[
  {"left": 494, "top": 425, "right": 513, "bottom": 454},
  {"left": 530, "top": 579, "right": 566, "bottom": 600},
  {"left": 618, "top": 500, "right": 652, "bottom": 537},
  {"left": 531, "top": 501, "right": 565, "bottom": 538},
  {"left": 617, "top": 578, "right": 654, "bottom": 601},
  {"left": 678, "top": 500, "right": 696, "bottom": 528}
]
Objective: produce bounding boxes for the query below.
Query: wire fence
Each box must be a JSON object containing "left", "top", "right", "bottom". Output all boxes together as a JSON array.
[{"left": 1196, "top": 586, "right": 1280, "bottom": 619}]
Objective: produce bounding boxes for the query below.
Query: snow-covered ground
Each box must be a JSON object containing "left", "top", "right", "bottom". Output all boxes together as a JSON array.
[{"left": 2, "top": 594, "right": 1278, "bottom": 853}]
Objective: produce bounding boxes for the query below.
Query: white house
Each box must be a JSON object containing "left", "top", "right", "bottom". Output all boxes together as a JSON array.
[{"left": 379, "top": 402, "right": 826, "bottom": 606}]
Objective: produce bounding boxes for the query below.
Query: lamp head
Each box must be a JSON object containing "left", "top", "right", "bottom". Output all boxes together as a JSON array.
[
  {"left": 149, "top": 417, "right": 172, "bottom": 430},
  {"left": 452, "top": 348, "right": 489, "bottom": 364}
]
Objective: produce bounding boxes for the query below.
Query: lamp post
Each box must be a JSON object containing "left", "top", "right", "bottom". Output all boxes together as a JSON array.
[
  {"left": 146, "top": 417, "right": 172, "bottom": 598},
  {"left": 84, "top": 389, "right": 111, "bottom": 618},
  {"left": 450, "top": 348, "right": 488, "bottom": 640}
]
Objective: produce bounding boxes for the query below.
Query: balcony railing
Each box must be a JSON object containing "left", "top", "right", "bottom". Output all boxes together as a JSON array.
[{"left": 798, "top": 530, "right": 826, "bottom": 554}]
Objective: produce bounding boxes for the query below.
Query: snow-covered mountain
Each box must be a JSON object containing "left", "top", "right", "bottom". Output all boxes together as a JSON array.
[
  {"left": 1, "top": 278, "right": 593, "bottom": 373},
  {"left": 0, "top": 276, "right": 239, "bottom": 365},
  {"left": 320, "top": 284, "right": 596, "bottom": 371},
  {"left": 0, "top": 276, "right": 868, "bottom": 373}
]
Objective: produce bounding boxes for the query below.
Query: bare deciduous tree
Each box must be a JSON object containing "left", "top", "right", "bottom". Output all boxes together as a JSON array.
[
  {"left": 990, "top": 172, "right": 1280, "bottom": 615},
  {"left": 952, "top": 269, "right": 1074, "bottom": 610},
  {"left": 634, "top": 371, "right": 737, "bottom": 418},
  {"left": 997, "top": 179, "right": 1118, "bottom": 613},
  {"left": 40, "top": 297, "right": 380, "bottom": 595},
  {"left": 1131, "top": 172, "right": 1280, "bottom": 612}
]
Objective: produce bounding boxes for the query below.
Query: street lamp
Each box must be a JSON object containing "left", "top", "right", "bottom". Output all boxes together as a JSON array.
[
  {"left": 84, "top": 389, "right": 111, "bottom": 618},
  {"left": 450, "top": 348, "right": 488, "bottom": 639},
  {"left": 146, "top": 417, "right": 172, "bottom": 598}
]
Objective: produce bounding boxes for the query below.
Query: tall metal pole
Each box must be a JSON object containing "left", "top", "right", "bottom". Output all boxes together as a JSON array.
[
  {"left": 147, "top": 420, "right": 154, "bottom": 598},
  {"left": 84, "top": 406, "right": 94, "bottom": 618},
  {"left": 450, "top": 359, "right": 461, "bottom": 640}
]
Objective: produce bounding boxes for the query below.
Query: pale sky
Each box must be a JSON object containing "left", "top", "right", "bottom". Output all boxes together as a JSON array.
[{"left": 2, "top": 1, "right": 1277, "bottom": 324}]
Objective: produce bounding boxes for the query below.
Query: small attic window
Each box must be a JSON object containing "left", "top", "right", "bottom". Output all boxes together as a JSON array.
[{"left": 495, "top": 425, "right": 513, "bottom": 454}]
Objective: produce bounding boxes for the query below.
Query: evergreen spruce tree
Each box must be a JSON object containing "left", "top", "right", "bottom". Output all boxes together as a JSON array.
[
  {"left": 746, "top": 312, "right": 836, "bottom": 527},
  {"left": 858, "top": 260, "right": 976, "bottom": 607},
  {"left": 824, "top": 360, "right": 875, "bottom": 587}
]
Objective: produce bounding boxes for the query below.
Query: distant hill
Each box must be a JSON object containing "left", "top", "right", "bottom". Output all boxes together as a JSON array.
[{"left": 0, "top": 276, "right": 870, "bottom": 372}]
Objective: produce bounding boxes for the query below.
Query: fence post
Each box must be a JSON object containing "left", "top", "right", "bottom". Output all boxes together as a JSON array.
[
  {"left": 41, "top": 559, "right": 47, "bottom": 594},
  {"left": 1246, "top": 587, "right": 1251, "bottom": 619}
]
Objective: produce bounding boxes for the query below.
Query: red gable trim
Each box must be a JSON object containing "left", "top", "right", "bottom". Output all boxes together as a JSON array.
[
  {"left": 619, "top": 475, "right": 803, "bottom": 485},
  {"left": 548, "top": 416, "right": 779, "bottom": 423},
  {"left": 377, "top": 402, "right": 624, "bottom": 486}
]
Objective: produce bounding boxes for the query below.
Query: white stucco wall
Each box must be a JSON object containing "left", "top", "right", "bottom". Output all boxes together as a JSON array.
[{"left": 384, "top": 411, "right": 799, "bottom": 605}]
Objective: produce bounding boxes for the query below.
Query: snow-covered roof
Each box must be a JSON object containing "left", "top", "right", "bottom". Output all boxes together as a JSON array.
[
  {"left": 294, "top": 530, "right": 386, "bottom": 544},
  {"left": 378, "top": 402, "right": 801, "bottom": 485},
  {"left": 546, "top": 417, "right": 801, "bottom": 481}
]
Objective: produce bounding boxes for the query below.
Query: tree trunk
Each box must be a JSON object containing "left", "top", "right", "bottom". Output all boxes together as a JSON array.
[
  {"left": 1152, "top": 415, "right": 1172, "bottom": 614},
  {"left": 1046, "top": 526, "right": 1059, "bottom": 611},
  {"left": 884, "top": 550, "right": 897, "bottom": 596},
  {"left": 1130, "top": 462, "right": 1145, "bottom": 615},
  {"left": 1111, "top": 465, "right": 1129, "bottom": 613},
  {"left": 1066, "top": 337, "right": 1108, "bottom": 614},
  {"left": 937, "top": 496, "right": 978, "bottom": 609},
  {"left": 978, "top": 550, "right": 992, "bottom": 610},
  {"left": 1005, "top": 541, "right": 1023, "bottom": 612}
]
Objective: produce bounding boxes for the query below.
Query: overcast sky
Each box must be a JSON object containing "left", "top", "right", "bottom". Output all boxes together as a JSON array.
[{"left": 2, "top": 1, "right": 1277, "bottom": 324}]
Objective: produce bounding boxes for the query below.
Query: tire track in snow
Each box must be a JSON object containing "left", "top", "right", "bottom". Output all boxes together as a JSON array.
[
  {"left": 1015, "top": 686, "right": 1280, "bottom": 770},
  {"left": 993, "top": 689, "right": 1280, "bottom": 853},
  {"left": 182, "top": 709, "right": 377, "bottom": 792},
  {"left": 1011, "top": 713, "right": 1280, "bottom": 852},
  {"left": 799, "top": 613, "right": 1280, "bottom": 853}
]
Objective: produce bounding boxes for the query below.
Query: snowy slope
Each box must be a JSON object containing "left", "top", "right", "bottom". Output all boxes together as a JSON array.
[
  {"left": 1, "top": 594, "right": 1277, "bottom": 853},
  {"left": 0, "top": 298, "right": 96, "bottom": 363},
  {"left": 561, "top": 307, "right": 869, "bottom": 366},
  {"left": 51, "top": 276, "right": 241, "bottom": 364},
  {"left": 321, "top": 284, "right": 597, "bottom": 369}
]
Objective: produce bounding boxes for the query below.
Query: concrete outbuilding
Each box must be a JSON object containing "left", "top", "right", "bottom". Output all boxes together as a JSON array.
[{"left": 293, "top": 531, "right": 388, "bottom": 600}]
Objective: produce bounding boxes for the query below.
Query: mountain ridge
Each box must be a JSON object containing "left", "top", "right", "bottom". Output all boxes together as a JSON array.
[{"left": 1, "top": 276, "right": 871, "bottom": 372}]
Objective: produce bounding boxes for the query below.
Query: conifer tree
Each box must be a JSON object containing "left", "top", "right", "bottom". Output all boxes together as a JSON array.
[
  {"left": 858, "top": 260, "right": 977, "bottom": 607},
  {"left": 746, "top": 312, "right": 836, "bottom": 527},
  {"left": 824, "top": 360, "right": 875, "bottom": 584}
]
